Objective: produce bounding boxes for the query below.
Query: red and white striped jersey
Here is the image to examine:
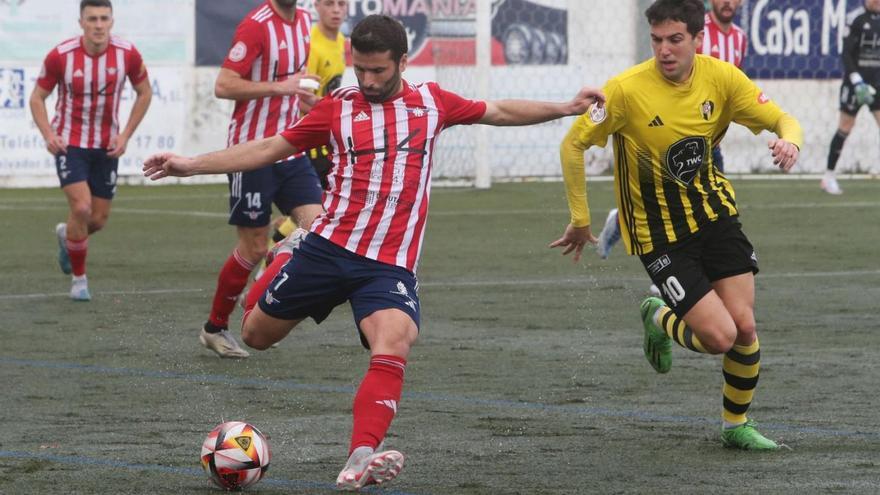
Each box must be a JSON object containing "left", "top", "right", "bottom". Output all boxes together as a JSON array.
[
  {"left": 222, "top": 2, "right": 311, "bottom": 147},
  {"left": 36, "top": 36, "right": 147, "bottom": 149},
  {"left": 699, "top": 13, "right": 747, "bottom": 68},
  {"left": 281, "top": 81, "right": 487, "bottom": 272}
]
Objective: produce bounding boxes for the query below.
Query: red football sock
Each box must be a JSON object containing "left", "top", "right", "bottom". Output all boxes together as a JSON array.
[
  {"left": 66, "top": 237, "right": 88, "bottom": 277},
  {"left": 350, "top": 355, "right": 407, "bottom": 454},
  {"left": 243, "top": 251, "right": 292, "bottom": 313},
  {"left": 208, "top": 249, "right": 256, "bottom": 329}
]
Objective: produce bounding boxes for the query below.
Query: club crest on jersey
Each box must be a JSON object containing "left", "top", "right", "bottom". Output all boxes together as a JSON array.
[
  {"left": 107, "top": 67, "right": 117, "bottom": 75},
  {"left": 665, "top": 136, "right": 706, "bottom": 185},
  {"left": 228, "top": 41, "right": 247, "bottom": 63},
  {"left": 757, "top": 92, "right": 770, "bottom": 104},
  {"left": 700, "top": 100, "right": 714, "bottom": 121}
]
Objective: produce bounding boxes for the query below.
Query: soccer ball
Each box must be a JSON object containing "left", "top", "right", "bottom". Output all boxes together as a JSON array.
[{"left": 200, "top": 421, "right": 271, "bottom": 490}]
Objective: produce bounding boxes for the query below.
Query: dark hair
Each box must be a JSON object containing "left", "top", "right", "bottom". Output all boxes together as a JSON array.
[
  {"left": 80, "top": 0, "right": 113, "bottom": 13},
  {"left": 644, "top": 0, "right": 705, "bottom": 37},
  {"left": 350, "top": 15, "right": 408, "bottom": 63}
]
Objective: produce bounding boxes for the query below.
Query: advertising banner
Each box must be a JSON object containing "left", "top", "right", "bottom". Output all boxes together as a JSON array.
[
  {"left": 0, "top": 66, "right": 186, "bottom": 185},
  {"left": 740, "top": 0, "right": 862, "bottom": 79}
]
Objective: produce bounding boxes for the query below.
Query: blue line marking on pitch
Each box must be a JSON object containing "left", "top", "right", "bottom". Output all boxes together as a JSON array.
[
  {"left": 0, "top": 450, "right": 420, "bottom": 495},
  {"left": 1, "top": 357, "right": 878, "bottom": 441}
]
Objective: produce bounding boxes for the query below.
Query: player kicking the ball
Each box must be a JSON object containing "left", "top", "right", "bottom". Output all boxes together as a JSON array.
[
  {"left": 551, "top": 0, "right": 801, "bottom": 450},
  {"left": 145, "top": 15, "right": 604, "bottom": 490}
]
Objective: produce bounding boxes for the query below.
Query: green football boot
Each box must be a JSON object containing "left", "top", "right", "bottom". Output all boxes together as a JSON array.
[
  {"left": 721, "top": 420, "right": 779, "bottom": 450},
  {"left": 640, "top": 297, "right": 672, "bottom": 373}
]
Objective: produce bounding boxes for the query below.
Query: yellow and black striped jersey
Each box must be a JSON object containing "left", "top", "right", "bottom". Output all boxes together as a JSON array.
[
  {"left": 307, "top": 24, "right": 346, "bottom": 97},
  {"left": 561, "top": 55, "right": 803, "bottom": 255}
]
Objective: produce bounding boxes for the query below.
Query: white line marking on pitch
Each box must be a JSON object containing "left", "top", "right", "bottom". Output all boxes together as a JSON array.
[
  {"left": 0, "top": 288, "right": 204, "bottom": 301},
  {"left": 4, "top": 270, "right": 878, "bottom": 300}
]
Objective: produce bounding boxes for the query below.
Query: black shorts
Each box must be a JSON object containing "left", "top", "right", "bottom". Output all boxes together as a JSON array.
[
  {"left": 639, "top": 215, "right": 758, "bottom": 317},
  {"left": 839, "top": 79, "right": 880, "bottom": 115}
]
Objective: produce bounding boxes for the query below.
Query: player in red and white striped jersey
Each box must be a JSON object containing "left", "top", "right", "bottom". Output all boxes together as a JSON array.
[
  {"left": 199, "top": 0, "right": 324, "bottom": 359},
  {"left": 699, "top": 0, "right": 746, "bottom": 69},
  {"left": 30, "top": 0, "right": 152, "bottom": 302},
  {"left": 144, "top": 15, "right": 603, "bottom": 490}
]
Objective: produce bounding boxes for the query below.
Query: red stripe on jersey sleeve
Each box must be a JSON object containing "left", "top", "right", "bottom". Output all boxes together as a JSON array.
[
  {"left": 37, "top": 50, "right": 63, "bottom": 91},
  {"left": 127, "top": 46, "right": 148, "bottom": 85},
  {"left": 280, "top": 96, "right": 334, "bottom": 151},
  {"left": 430, "top": 82, "right": 486, "bottom": 126},
  {"left": 221, "top": 19, "right": 265, "bottom": 77}
]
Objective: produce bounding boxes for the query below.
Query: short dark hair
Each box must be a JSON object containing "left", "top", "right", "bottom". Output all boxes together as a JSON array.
[
  {"left": 645, "top": 0, "right": 704, "bottom": 37},
  {"left": 350, "top": 15, "right": 408, "bottom": 63},
  {"left": 80, "top": 0, "right": 113, "bottom": 13}
]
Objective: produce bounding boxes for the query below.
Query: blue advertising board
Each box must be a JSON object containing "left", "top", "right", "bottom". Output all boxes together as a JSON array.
[{"left": 740, "top": 0, "right": 862, "bottom": 79}]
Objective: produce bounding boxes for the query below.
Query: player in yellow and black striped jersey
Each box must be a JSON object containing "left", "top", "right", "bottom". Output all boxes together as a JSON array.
[
  {"left": 551, "top": 0, "right": 802, "bottom": 451},
  {"left": 273, "top": 0, "right": 348, "bottom": 243}
]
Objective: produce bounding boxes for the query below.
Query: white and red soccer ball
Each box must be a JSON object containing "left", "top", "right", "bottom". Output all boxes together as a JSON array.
[{"left": 200, "top": 421, "right": 271, "bottom": 490}]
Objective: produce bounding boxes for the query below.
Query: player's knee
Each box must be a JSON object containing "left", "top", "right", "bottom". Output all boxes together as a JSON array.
[
  {"left": 238, "top": 242, "right": 269, "bottom": 264},
  {"left": 88, "top": 214, "right": 109, "bottom": 233},
  {"left": 70, "top": 202, "right": 92, "bottom": 222},
  {"left": 697, "top": 324, "right": 737, "bottom": 354},
  {"left": 241, "top": 322, "right": 270, "bottom": 350}
]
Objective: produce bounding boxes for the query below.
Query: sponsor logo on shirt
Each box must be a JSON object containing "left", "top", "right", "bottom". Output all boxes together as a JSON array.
[
  {"left": 353, "top": 110, "right": 370, "bottom": 122},
  {"left": 757, "top": 92, "right": 770, "bottom": 104}
]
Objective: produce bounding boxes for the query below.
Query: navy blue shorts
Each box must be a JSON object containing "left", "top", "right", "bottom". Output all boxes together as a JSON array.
[
  {"left": 55, "top": 146, "right": 118, "bottom": 199},
  {"left": 227, "top": 155, "right": 322, "bottom": 227},
  {"left": 258, "top": 234, "right": 421, "bottom": 349}
]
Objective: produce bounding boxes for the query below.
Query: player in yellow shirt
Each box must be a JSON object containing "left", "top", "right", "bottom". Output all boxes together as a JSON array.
[
  {"left": 551, "top": 0, "right": 802, "bottom": 450},
  {"left": 273, "top": 0, "right": 348, "bottom": 243}
]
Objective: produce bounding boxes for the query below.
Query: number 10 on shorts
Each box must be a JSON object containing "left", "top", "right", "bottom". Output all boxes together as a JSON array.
[{"left": 661, "top": 276, "right": 685, "bottom": 306}]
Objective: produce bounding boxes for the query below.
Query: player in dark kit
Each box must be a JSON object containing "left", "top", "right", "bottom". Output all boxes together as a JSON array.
[
  {"left": 145, "top": 15, "right": 603, "bottom": 491},
  {"left": 824, "top": 0, "right": 880, "bottom": 195}
]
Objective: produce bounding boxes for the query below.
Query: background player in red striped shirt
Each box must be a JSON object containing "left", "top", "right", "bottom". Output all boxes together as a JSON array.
[
  {"left": 144, "top": 15, "right": 603, "bottom": 491},
  {"left": 198, "top": 0, "right": 324, "bottom": 358},
  {"left": 29, "top": 0, "right": 152, "bottom": 301}
]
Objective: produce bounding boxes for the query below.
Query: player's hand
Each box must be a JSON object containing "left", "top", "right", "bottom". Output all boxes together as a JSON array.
[
  {"left": 854, "top": 82, "right": 876, "bottom": 106},
  {"left": 107, "top": 134, "right": 129, "bottom": 158},
  {"left": 143, "top": 152, "right": 197, "bottom": 180},
  {"left": 549, "top": 223, "right": 597, "bottom": 263},
  {"left": 298, "top": 92, "right": 319, "bottom": 114},
  {"left": 275, "top": 72, "right": 321, "bottom": 99},
  {"left": 768, "top": 139, "right": 799, "bottom": 172},
  {"left": 45, "top": 134, "right": 67, "bottom": 156},
  {"left": 567, "top": 87, "right": 606, "bottom": 116}
]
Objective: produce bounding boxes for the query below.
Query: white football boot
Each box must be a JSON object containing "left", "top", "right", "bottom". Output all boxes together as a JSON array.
[
  {"left": 821, "top": 172, "right": 843, "bottom": 195},
  {"left": 69, "top": 275, "right": 90, "bottom": 301},
  {"left": 199, "top": 327, "right": 250, "bottom": 358},
  {"left": 336, "top": 445, "right": 405, "bottom": 491}
]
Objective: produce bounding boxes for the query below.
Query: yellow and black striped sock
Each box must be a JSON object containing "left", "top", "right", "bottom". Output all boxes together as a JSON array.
[
  {"left": 656, "top": 306, "right": 708, "bottom": 353},
  {"left": 722, "top": 338, "right": 760, "bottom": 428}
]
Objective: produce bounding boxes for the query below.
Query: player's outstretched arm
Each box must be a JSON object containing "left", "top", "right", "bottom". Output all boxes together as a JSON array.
[
  {"left": 549, "top": 122, "right": 597, "bottom": 263},
  {"left": 143, "top": 135, "right": 299, "bottom": 180},
  {"left": 479, "top": 86, "right": 604, "bottom": 126}
]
